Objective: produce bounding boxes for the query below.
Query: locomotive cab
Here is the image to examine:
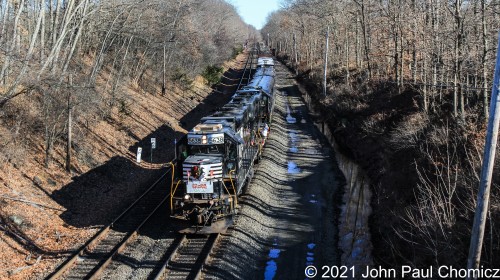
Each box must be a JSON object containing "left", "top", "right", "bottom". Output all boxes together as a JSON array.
[
  {"left": 169, "top": 56, "right": 275, "bottom": 234},
  {"left": 170, "top": 121, "right": 244, "bottom": 233}
]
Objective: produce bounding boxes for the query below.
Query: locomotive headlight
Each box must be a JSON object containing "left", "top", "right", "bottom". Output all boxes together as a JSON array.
[
  {"left": 227, "top": 162, "right": 234, "bottom": 170},
  {"left": 184, "top": 194, "right": 191, "bottom": 200},
  {"left": 201, "top": 135, "right": 208, "bottom": 144}
]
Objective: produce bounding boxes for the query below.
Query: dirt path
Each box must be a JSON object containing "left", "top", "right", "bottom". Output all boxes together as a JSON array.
[{"left": 205, "top": 60, "right": 341, "bottom": 279}]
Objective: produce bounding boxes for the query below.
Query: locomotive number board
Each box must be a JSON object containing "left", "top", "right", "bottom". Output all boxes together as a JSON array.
[{"left": 187, "top": 180, "right": 214, "bottom": 193}]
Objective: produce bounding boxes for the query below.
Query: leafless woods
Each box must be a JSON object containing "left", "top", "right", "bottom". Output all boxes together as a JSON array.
[
  {"left": 262, "top": 0, "right": 500, "bottom": 270},
  {"left": 0, "top": 0, "right": 256, "bottom": 167},
  {"left": 264, "top": 0, "right": 500, "bottom": 118}
]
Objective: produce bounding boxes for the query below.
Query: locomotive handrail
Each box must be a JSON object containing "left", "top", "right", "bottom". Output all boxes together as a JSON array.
[
  {"left": 170, "top": 180, "right": 182, "bottom": 215},
  {"left": 169, "top": 161, "right": 175, "bottom": 204},
  {"left": 229, "top": 169, "right": 238, "bottom": 208},
  {"left": 222, "top": 181, "right": 232, "bottom": 201}
]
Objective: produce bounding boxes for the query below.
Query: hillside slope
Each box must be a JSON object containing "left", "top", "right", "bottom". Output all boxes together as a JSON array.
[{"left": 0, "top": 52, "right": 248, "bottom": 279}]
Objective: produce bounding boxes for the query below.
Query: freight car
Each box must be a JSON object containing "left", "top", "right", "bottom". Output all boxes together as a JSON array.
[{"left": 170, "top": 55, "right": 275, "bottom": 234}]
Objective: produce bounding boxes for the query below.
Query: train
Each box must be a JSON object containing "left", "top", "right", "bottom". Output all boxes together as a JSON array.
[{"left": 169, "top": 54, "right": 276, "bottom": 234}]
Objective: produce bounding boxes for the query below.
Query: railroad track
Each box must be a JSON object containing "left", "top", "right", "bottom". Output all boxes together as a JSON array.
[
  {"left": 153, "top": 234, "right": 218, "bottom": 280},
  {"left": 47, "top": 165, "right": 175, "bottom": 280},
  {"left": 47, "top": 47, "right": 259, "bottom": 280},
  {"left": 237, "top": 44, "right": 259, "bottom": 90},
  {"left": 196, "top": 214, "right": 241, "bottom": 280}
]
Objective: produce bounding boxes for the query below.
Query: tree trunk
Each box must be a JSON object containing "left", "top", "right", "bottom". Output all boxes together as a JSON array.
[
  {"left": 53, "top": 0, "right": 62, "bottom": 48},
  {"left": 482, "top": 0, "right": 489, "bottom": 119},
  {"left": 323, "top": 26, "right": 329, "bottom": 96},
  {"left": 111, "top": 36, "right": 134, "bottom": 104},
  {"left": 357, "top": 0, "right": 371, "bottom": 78},
  {"left": 0, "top": 0, "right": 25, "bottom": 85},
  {"left": 0, "top": 0, "right": 9, "bottom": 45},
  {"left": 345, "top": 27, "right": 350, "bottom": 84},
  {"left": 66, "top": 75, "right": 73, "bottom": 172},
  {"left": 1, "top": 0, "right": 43, "bottom": 103},
  {"left": 62, "top": 0, "right": 89, "bottom": 74},
  {"left": 293, "top": 32, "right": 298, "bottom": 75},
  {"left": 423, "top": 55, "right": 428, "bottom": 111},
  {"left": 162, "top": 44, "right": 166, "bottom": 95},
  {"left": 355, "top": 16, "right": 360, "bottom": 69},
  {"left": 40, "top": 0, "right": 45, "bottom": 62}
]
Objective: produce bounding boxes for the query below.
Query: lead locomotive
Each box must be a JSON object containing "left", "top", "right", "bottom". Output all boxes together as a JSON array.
[{"left": 170, "top": 56, "right": 275, "bottom": 233}]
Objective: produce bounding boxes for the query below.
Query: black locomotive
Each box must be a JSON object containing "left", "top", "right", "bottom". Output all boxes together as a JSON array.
[{"left": 170, "top": 55, "right": 275, "bottom": 233}]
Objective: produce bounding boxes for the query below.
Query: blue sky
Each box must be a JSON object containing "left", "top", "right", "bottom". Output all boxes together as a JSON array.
[{"left": 228, "top": 0, "right": 282, "bottom": 30}]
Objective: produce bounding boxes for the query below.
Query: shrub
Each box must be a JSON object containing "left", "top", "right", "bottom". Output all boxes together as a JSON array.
[
  {"left": 388, "top": 112, "right": 429, "bottom": 151},
  {"left": 201, "top": 65, "right": 224, "bottom": 85},
  {"left": 232, "top": 46, "right": 243, "bottom": 59},
  {"left": 171, "top": 69, "right": 193, "bottom": 91}
]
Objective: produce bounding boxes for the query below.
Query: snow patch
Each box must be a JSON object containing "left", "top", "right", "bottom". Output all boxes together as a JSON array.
[{"left": 287, "top": 161, "right": 301, "bottom": 174}]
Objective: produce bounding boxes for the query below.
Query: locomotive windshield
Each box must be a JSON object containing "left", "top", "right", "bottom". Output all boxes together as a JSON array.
[
  {"left": 170, "top": 54, "right": 274, "bottom": 234},
  {"left": 187, "top": 144, "right": 224, "bottom": 155}
]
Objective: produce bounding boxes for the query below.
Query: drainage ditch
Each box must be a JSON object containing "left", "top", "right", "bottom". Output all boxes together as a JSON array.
[{"left": 302, "top": 88, "right": 373, "bottom": 274}]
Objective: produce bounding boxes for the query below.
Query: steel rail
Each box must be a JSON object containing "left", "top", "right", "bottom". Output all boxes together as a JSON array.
[
  {"left": 153, "top": 235, "right": 187, "bottom": 280},
  {"left": 47, "top": 165, "right": 173, "bottom": 280},
  {"left": 156, "top": 234, "right": 217, "bottom": 280},
  {"left": 236, "top": 47, "right": 257, "bottom": 90},
  {"left": 193, "top": 234, "right": 219, "bottom": 280},
  {"left": 197, "top": 214, "right": 240, "bottom": 279},
  {"left": 87, "top": 195, "right": 172, "bottom": 279}
]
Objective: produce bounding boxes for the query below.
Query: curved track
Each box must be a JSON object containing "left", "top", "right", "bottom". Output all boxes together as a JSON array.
[
  {"left": 47, "top": 166, "right": 174, "bottom": 279},
  {"left": 47, "top": 48, "right": 260, "bottom": 280}
]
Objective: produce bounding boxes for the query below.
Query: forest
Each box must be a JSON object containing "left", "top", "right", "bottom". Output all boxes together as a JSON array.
[
  {"left": 0, "top": 0, "right": 256, "bottom": 277},
  {"left": 263, "top": 0, "right": 500, "bottom": 270},
  {"left": 0, "top": 0, "right": 256, "bottom": 169},
  {"left": 2, "top": 0, "right": 500, "bottom": 277}
]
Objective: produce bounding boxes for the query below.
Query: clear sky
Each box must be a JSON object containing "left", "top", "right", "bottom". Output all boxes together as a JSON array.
[{"left": 228, "top": 0, "right": 282, "bottom": 30}]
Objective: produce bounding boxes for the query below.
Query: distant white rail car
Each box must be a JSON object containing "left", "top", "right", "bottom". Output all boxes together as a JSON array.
[
  {"left": 170, "top": 56, "right": 276, "bottom": 233},
  {"left": 257, "top": 57, "right": 275, "bottom": 67}
]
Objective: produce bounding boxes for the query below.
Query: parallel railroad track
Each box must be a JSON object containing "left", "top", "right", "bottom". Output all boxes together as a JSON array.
[
  {"left": 47, "top": 47, "right": 259, "bottom": 280},
  {"left": 237, "top": 44, "right": 259, "bottom": 90},
  {"left": 47, "top": 166, "right": 174, "bottom": 279}
]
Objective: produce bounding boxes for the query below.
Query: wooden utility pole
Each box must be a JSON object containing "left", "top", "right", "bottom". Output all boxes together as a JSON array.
[
  {"left": 323, "top": 26, "right": 330, "bottom": 96},
  {"left": 466, "top": 34, "right": 500, "bottom": 279},
  {"left": 293, "top": 32, "right": 298, "bottom": 76},
  {"left": 162, "top": 44, "right": 166, "bottom": 95},
  {"left": 66, "top": 74, "right": 73, "bottom": 172}
]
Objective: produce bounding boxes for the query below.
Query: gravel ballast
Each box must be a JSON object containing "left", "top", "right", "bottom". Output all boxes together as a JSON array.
[{"left": 204, "top": 61, "right": 342, "bottom": 279}]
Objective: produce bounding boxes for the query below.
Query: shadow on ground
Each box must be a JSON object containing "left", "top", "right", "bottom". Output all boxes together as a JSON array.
[{"left": 52, "top": 63, "right": 247, "bottom": 229}]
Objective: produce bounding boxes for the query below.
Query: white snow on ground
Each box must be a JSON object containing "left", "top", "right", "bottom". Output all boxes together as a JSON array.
[{"left": 287, "top": 161, "right": 301, "bottom": 174}]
